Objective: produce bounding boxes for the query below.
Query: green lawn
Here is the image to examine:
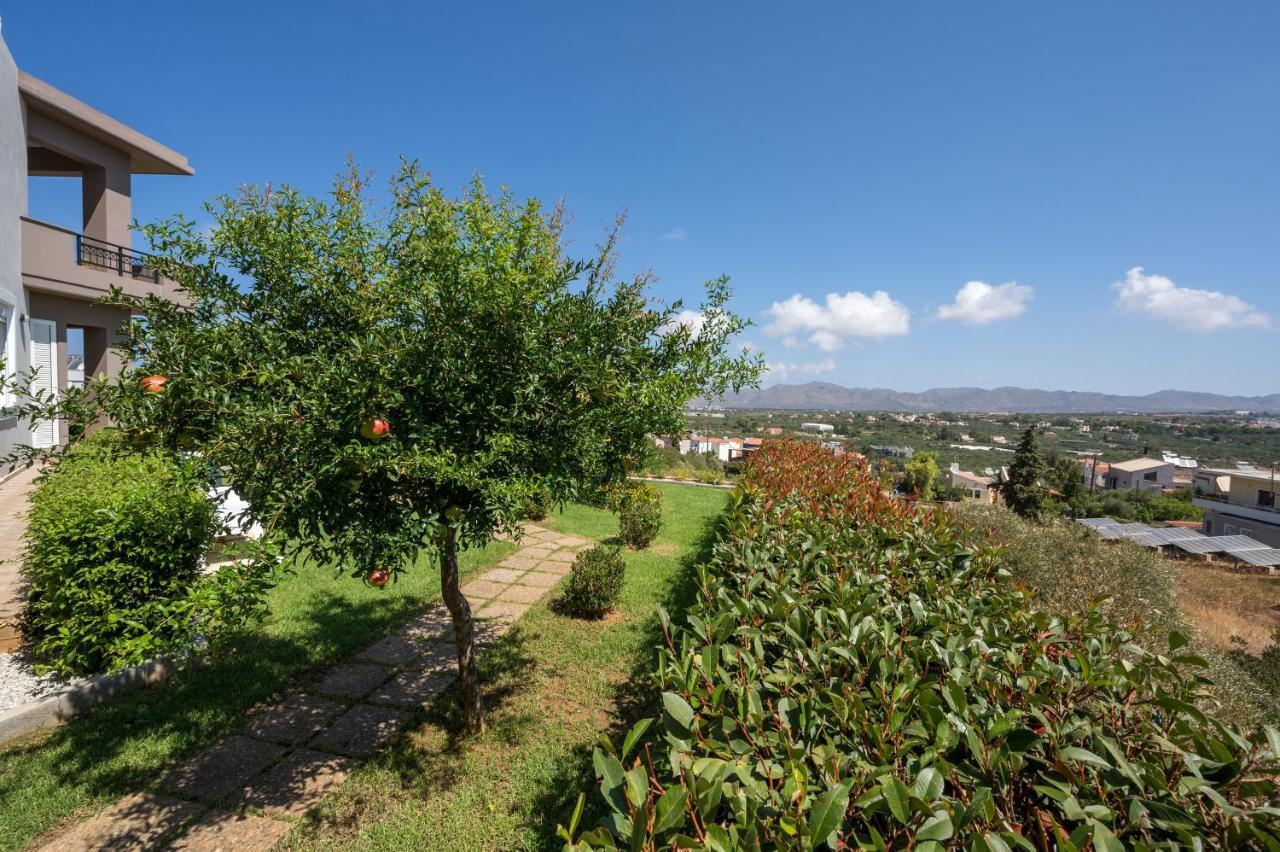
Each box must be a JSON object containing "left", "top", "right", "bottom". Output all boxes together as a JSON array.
[
  {"left": 0, "top": 539, "right": 513, "bottom": 851},
  {"left": 281, "top": 482, "right": 727, "bottom": 850}
]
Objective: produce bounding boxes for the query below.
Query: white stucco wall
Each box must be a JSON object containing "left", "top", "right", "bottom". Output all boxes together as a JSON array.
[{"left": 0, "top": 25, "right": 30, "bottom": 464}]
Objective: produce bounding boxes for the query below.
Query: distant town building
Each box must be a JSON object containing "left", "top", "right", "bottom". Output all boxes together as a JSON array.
[
  {"left": 800, "top": 422, "right": 834, "bottom": 433},
  {"left": 871, "top": 445, "right": 914, "bottom": 459},
  {"left": 1104, "top": 457, "right": 1174, "bottom": 491}
]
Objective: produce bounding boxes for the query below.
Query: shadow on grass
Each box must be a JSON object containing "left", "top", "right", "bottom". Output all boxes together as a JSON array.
[
  {"left": 0, "top": 581, "right": 469, "bottom": 842},
  {"left": 525, "top": 509, "right": 727, "bottom": 848}
]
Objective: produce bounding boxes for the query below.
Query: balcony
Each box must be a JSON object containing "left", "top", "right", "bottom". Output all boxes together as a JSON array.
[
  {"left": 1193, "top": 494, "right": 1280, "bottom": 527},
  {"left": 20, "top": 217, "right": 187, "bottom": 305},
  {"left": 75, "top": 233, "right": 159, "bottom": 283}
]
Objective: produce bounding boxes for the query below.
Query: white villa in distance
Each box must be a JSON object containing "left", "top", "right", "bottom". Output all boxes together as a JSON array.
[{"left": 800, "top": 422, "right": 834, "bottom": 433}]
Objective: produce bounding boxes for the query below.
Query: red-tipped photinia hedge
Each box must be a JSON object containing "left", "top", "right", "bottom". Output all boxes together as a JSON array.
[{"left": 562, "top": 439, "right": 1280, "bottom": 850}]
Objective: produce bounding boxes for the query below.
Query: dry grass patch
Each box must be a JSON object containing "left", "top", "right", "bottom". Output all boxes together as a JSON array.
[{"left": 1177, "top": 562, "right": 1280, "bottom": 653}]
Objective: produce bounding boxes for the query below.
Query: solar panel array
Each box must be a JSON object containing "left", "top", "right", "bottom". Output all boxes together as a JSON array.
[
  {"left": 1127, "top": 527, "right": 1206, "bottom": 548},
  {"left": 1213, "top": 535, "right": 1272, "bottom": 554},
  {"left": 1230, "top": 548, "right": 1280, "bottom": 568},
  {"left": 1078, "top": 518, "right": 1275, "bottom": 566}
]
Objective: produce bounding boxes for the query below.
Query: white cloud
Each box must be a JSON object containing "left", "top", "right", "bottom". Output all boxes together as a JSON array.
[
  {"left": 659, "top": 309, "right": 705, "bottom": 336},
  {"left": 764, "top": 290, "right": 910, "bottom": 351},
  {"left": 1112, "top": 267, "right": 1270, "bottom": 332},
  {"left": 765, "top": 357, "right": 836, "bottom": 382},
  {"left": 659, "top": 228, "right": 687, "bottom": 241},
  {"left": 937, "top": 280, "right": 1033, "bottom": 324}
]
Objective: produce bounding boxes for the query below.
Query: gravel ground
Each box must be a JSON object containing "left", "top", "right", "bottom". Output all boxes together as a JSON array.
[{"left": 0, "top": 651, "right": 67, "bottom": 711}]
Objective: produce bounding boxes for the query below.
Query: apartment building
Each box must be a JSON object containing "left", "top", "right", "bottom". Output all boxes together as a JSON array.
[
  {"left": 1193, "top": 466, "right": 1280, "bottom": 548},
  {"left": 0, "top": 28, "right": 190, "bottom": 460}
]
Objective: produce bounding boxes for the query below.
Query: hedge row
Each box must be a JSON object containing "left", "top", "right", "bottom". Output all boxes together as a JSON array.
[{"left": 566, "top": 440, "right": 1280, "bottom": 849}]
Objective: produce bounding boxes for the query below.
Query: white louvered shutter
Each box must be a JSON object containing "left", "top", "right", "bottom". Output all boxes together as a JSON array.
[{"left": 29, "top": 318, "right": 57, "bottom": 448}]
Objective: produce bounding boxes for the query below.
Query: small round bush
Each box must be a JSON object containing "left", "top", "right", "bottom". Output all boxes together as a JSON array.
[
  {"left": 556, "top": 545, "right": 625, "bottom": 618},
  {"left": 609, "top": 482, "right": 662, "bottom": 549},
  {"left": 22, "top": 431, "right": 229, "bottom": 675}
]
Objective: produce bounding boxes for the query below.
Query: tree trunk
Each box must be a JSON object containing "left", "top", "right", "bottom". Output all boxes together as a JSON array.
[{"left": 440, "top": 525, "right": 485, "bottom": 733}]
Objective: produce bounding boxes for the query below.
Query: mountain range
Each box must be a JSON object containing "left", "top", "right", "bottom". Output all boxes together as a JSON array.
[{"left": 707, "top": 382, "right": 1280, "bottom": 413}]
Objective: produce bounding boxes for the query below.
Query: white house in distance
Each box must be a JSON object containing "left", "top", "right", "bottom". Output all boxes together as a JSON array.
[
  {"left": 1103, "top": 457, "right": 1174, "bottom": 491},
  {"left": 800, "top": 422, "right": 834, "bottom": 433},
  {"left": 948, "top": 463, "right": 997, "bottom": 503}
]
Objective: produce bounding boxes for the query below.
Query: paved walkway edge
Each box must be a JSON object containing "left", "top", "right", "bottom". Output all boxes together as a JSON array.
[{"left": 0, "top": 654, "right": 181, "bottom": 746}]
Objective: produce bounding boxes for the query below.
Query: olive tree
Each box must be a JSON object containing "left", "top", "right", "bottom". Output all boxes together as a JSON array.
[{"left": 14, "top": 163, "right": 760, "bottom": 732}]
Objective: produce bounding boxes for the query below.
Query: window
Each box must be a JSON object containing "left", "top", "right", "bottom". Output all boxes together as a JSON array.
[
  {"left": 1260, "top": 489, "right": 1276, "bottom": 509},
  {"left": 1143, "top": 470, "right": 1158, "bottom": 481},
  {"left": 0, "top": 301, "right": 14, "bottom": 409},
  {"left": 1225, "top": 523, "right": 1237, "bottom": 535}
]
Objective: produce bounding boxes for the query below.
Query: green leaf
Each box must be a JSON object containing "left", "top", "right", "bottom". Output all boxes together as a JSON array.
[
  {"left": 620, "top": 718, "right": 653, "bottom": 761},
  {"left": 1091, "top": 821, "right": 1123, "bottom": 852},
  {"left": 624, "top": 764, "right": 648, "bottom": 809},
  {"left": 881, "top": 776, "right": 911, "bottom": 824},
  {"left": 981, "top": 832, "right": 1014, "bottom": 852},
  {"left": 916, "top": 811, "right": 953, "bottom": 842},
  {"left": 653, "top": 787, "right": 689, "bottom": 835},
  {"left": 662, "top": 692, "right": 696, "bottom": 730},
  {"left": 912, "top": 766, "right": 944, "bottom": 800},
  {"left": 807, "top": 782, "right": 851, "bottom": 849},
  {"left": 1059, "top": 747, "right": 1111, "bottom": 769}
]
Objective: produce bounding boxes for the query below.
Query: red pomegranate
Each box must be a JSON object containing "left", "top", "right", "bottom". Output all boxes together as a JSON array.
[
  {"left": 367, "top": 568, "right": 390, "bottom": 588},
  {"left": 360, "top": 417, "right": 391, "bottom": 441},
  {"left": 140, "top": 374, "right": 168, "bottom": 394}
]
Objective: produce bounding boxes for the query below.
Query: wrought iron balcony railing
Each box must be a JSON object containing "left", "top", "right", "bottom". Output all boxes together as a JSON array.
[{"left": 75, "top": 233, "right": 160, "bottom": 283}]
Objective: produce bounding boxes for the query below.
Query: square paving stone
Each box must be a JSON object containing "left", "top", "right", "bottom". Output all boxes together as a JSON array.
[
  {"left": 162, "top": 736, "right": 286, "bottom": 801},
  {"left": 480, "top": 568, "right": 526, "bottom": 584},
  {"left": 498, "top": 555, "right": 540, "bottom": 571},
  {"left": 401, "top": 609, "right": 453, "bottom": 640},
  {"left": 497, "top": 584, "right": 545, "bottom": 604},
  {"left": 535, "top": 560, "right": 573, "bottom": 577},
  {"left": 542, "top": 550, "right": 576, "bottom": 563},
  {"left": 354, "top": 633, "right": 429, "bottom": 667},
  {"left": 477, "top": 600, "right": 530, "bottom": 622},
  {"left": 168, "top": 809, "right": 292, "bottom": 851},
  {"left": 460, "top": 579, "right": 508, "bottom": 600},
  {"left": 40, "top": 793, "right": 205, "bottom": 851},
  {"left": 415, "top": 641, "right": 457, "bottom": 670},
  {"left": 522, "top": 542, "right": 556, "bottom": 554},
  {"left": 522, "top": 524, "right": 548, "bottom": 535},
  {"left": 243, "top": 693, "right": 347, "bottom": 745},
  {"left": 313, "top": 662, "right": 394, "bottom": 700},
  {"left": 369, "top": 664, "right": 456, "bottom": 708},
  {"left": 238, "top": 749, "right": 355, "bottom": 817},
  {"left": 517, "top": 570, "right": 560, "bottom": 588},
  {"left": 309, "top": 703, "right": 411, "bottom": 757}
]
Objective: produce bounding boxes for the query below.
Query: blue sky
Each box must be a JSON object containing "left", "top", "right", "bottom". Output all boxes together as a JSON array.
[{"left": 6, "top": 2, "right": 1278, "bottom": 395}]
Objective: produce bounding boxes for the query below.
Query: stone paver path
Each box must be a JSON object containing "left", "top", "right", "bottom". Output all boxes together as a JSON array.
[
  {"left": 37, "top": 523, "right": 591, "bottom": 851},
  {"left": 0, "top": 466, "right": 39, "bottom": 652}
]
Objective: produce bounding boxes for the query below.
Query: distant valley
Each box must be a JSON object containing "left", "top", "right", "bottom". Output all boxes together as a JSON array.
[{"left": 708, "top": 382, "right": 1280, "bottom": 413}]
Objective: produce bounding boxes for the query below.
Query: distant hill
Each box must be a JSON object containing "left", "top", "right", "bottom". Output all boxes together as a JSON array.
[{"left": 707, "top": 382, "right": 1280, "bottom": 413}]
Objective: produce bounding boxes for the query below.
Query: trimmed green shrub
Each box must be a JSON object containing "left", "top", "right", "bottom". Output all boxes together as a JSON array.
[
  {"left": 556, "top": 545, "right": 625, "bottom": 618},
  {"left": 565, "top": 440, "right": 1280, "bottom": 849},
  {"left": 22, "top": 431, "right": 267, "bottom": 675},
  {"left": 609, "top": 482, "right": 661, "bottom": 549}
]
